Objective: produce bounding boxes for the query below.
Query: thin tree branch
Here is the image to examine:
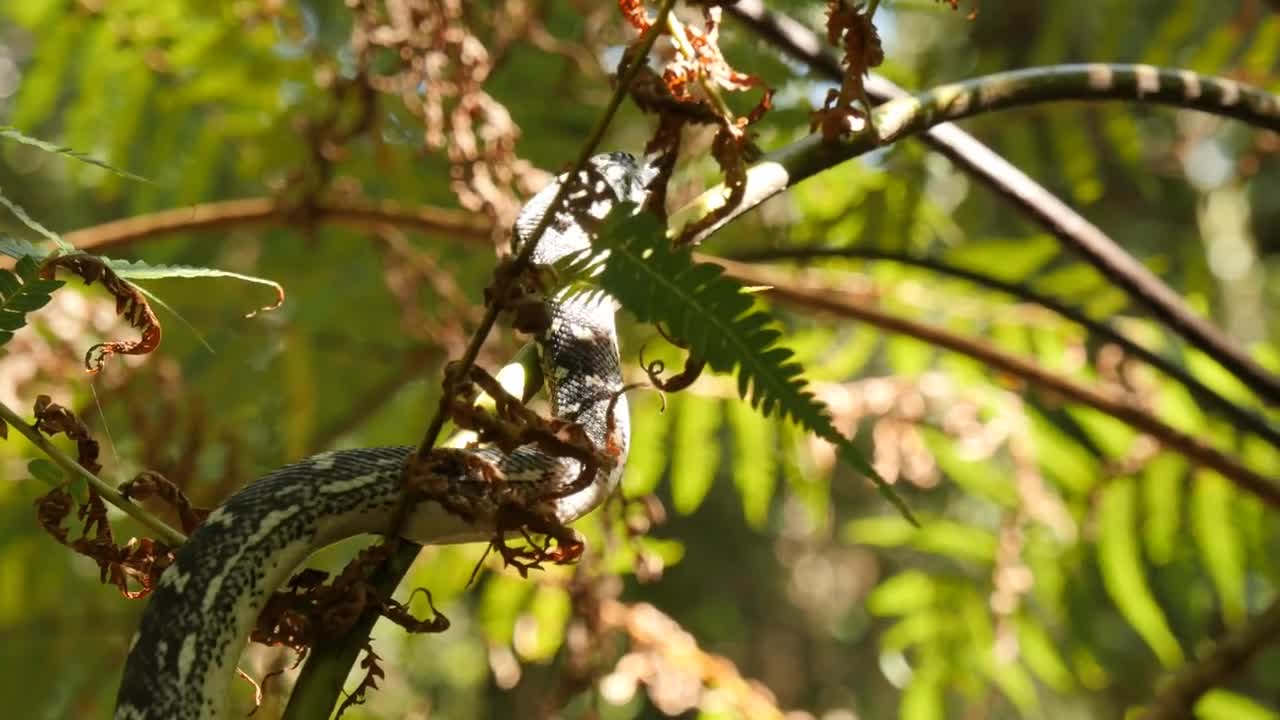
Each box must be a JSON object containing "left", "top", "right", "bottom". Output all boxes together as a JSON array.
[
  {"left": 64, "top": 196, "right": 491, "bottom": 254},
  {"left": 1139, "top": 596, "right": 1280, "bottom": 720},
  {"left": 729, "top": 246, "right": 1280, "bottom": 450},
  {"left": 0, "top": 400, "right": 187, "bottom": 546},
  {"left": 713, "top": 258, "right": 1280, "bottom": 508},
  {"left": 731, "top": 7, "right": 1280, "bottom": 406}
]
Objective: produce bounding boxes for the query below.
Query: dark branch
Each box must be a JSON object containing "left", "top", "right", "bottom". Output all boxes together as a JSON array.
[
  {"left": 714, "top": 257, "right": 1280, "bottom": 509},
  {"left": 728, "top": 246, "right": 1280, "bottom": 450},
  {"left": 726, "top": 0, "right": 1280, "bottom": 406}
]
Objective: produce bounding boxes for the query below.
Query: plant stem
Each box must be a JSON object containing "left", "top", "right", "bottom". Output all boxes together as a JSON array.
[{"left": 0, "top": 400, "right": 186, "bottom": 546}]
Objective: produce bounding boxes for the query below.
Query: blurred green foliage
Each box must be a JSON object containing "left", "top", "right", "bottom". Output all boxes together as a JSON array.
[{"left": 0, "top": 1, "right": 1278, "bottom": 719}]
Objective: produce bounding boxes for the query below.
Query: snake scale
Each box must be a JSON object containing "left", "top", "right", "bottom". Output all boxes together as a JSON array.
[{"left": 114, "top": 152, "right": 652, "bottom": 719}]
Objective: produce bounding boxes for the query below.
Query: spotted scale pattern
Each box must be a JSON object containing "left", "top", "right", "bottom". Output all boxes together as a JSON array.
[{"left": 115, "top": 153, "right": 652, "bottom": 719}]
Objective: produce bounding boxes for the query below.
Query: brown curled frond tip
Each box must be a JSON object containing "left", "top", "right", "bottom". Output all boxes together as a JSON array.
[
  {"left": 120, "top": 471, "right": 211, "bottom": 535},
  {"left": 33, "top": 394, "right": 102, "bottom": 474},
  {"left": 244, "top": 285, "right": 285, "bottom": 319},
  {"left": 39, "top": 254, "right": 162, "bottom": 373}
]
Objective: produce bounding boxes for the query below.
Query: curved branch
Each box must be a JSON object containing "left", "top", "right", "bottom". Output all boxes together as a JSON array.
[
  {"left": 712, "top": 258, "right": 1280, "bottom": 509},
  {"left": 1139, "top": 597, "right": 1280, "bottom": 720},
  {"left": 0, "top": 400, "right": 186, "bottom": 546},
  {"left": 61, "top": 196, "right": 492, "bottom": 254},
  {"left": 729, "top": 246, "right": 1280, "bottom": 450},
  {"left": 727, "top": 0, "right": 1280, "bottom": 418},
  {"left": 671, "top": 62, "right": 1280, "bottom": 404}
]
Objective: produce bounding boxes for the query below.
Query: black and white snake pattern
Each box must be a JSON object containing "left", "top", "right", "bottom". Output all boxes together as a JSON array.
[{"left": 114, "top": 152, "right": 652, "bottom": 719}]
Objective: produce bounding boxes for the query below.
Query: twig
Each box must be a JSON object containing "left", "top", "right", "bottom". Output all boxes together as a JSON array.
[
  {"left": 0, "top": 400, "right": 186, "bottom": 546},
  {"left": 1139, "top": 596, "right": 1280, "bottom": 720},
  {"left": 282, "top": 3, "right": 679, "bottom": 717},
  {"left": 714, "top": 258, "right": 1280, "bottom": 508},
  {"left": 728, "top": 246, "right": 1280, "bottom": 450},
  {"left": 66, "top": 196, "right": 491, "bottom": 254}
]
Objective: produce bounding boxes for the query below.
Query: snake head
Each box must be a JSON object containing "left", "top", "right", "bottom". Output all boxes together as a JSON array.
[{"left": 513, "top": 152, "right": 655, "bottom": 265}]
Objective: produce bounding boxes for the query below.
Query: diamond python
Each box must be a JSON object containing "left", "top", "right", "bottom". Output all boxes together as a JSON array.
[{"left": 114, "top": 152, "right": 652, "bottom": 719}]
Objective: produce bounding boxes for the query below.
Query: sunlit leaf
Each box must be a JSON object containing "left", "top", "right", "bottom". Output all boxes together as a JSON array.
[
  {"left": 726, "top": 400, "right": 776, "bottom": 529},
  {"left": 942, "top": 235, "right": 1058, "bottom": 282},
  {"left": 1190, "top": 470, "right": 1246, "bottom": 627},
  {"left": 1015, "top": 615, "right": 1075, "bottom": 692},
  {"left": 1097, "top": 479, "right": 1184, "bottom": 668},
  {"left": 621, "top": 392, "right": 669, "bottom": 498},
  {"left": 1142, "top": 452, "right": 1186, "bottom": 566},
  {"left": 1195, "top": 689, "right": 1280, "bottom": 720},
  {"left": 866, "top": 570, "right": 937, "bottom": 617},
  {"left": 671, "top": 394, "right": 721, "bottom": 516}
]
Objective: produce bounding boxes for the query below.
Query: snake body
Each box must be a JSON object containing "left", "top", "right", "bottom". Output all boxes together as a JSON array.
[{"left": 114, "top": 152, "right": 650, "bottom": 719}]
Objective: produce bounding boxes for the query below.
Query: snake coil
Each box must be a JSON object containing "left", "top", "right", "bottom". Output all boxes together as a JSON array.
[{"left": 114, "top": 152, "right": 651, "bottom": 719}]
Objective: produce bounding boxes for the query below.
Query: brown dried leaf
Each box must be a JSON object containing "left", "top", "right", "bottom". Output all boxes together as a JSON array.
[
  {"left": 120, "top": 471, "right": 211, "bottom": 534},
  {"left": 618, "top": 0, "right": 652, "bottom": 32},
  {"left": 39, "top": 255, "right": 162, "bottom": 373},
  {"left": 33, "top": 395, "right": 101, "bottom": 474},
  {"left": 35, "top": 483, "right": 174, "bottom": 599}
]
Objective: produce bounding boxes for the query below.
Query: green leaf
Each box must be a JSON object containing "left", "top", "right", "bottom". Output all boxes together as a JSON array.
[
  {"left": 843, "top": 515, "right": 918, "bottom": 547},
  {"left": 866, "top": 570, "right": 937, "bottom": 616},
  {"left": 942, "top": 235, "right": 1059, "bottom": 282},
  {"left": 845, "top": 516, "right": 998, "bottom": 564},
  {"left": 621, "top": 392, "right": 669, "bottom": 498},
  {"left": 777, "top": 420, "right": 830, "bottom": 531},
  {"left": 899, "top": 660, "right": 946, "bottom": 720},
  {"left": 0, "top": 237, "right": 46, "bottom": 261},
  {"left": 1195, "top": 689, "right": 1280, "bottom": 720},
  {"left": 517, "top": 586, "right": 570, "bottom": 662},
  {"left": 1097, "top": 479, "right": 1184, "bottom": 668},
  {"left": 881, "top": 611, "right": 944, "bottom": 651},
  {"left": 1028, "top": 411, "right": 1099, "bottom": 495},
  {"left": 0, "top": 126, "right": 149, "bottom": 183},
  {"left": 1190, "top": 470, "right": 1246, "bottom": 627},
  {"left": 586, "top": 208, "right": 914, "bottom": 524},
  {"left": 1068, "top": 407, "right": 1137, "bottom": 460},
  {"left": 102, "top": 257, "right": 284, "bottom": 312},
  {"left": 913, "top": 521, "right": 998, "bottom": 565},
  {"left": 27, "top": 459, "right": 63, "bottom": 487},
  {"left": 1015, "top": 615, "right": 1075, "bottom": 692},
  {"left": 0, "top": 256, "right": 64, "bottom": 349},
  {"left": 0, "top": 186, "right": 73, "bottom": 251},
  {"left": 1142, "top": 453, "right": 1185, "bottom": 566},
  {"left": 922, "top": 427, "right": 1017, "bottom": 506},
  {"left": 726, "top": 399, "right": 776, "bottom": 529},
  {"left": 670, "top": 394, "right": 720, "bottom": 515},
  {"left": 479, "top": 574, "right": 535, "bottom": 646}
]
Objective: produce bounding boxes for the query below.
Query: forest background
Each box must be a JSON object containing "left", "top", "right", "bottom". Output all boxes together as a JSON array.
[{"left": 0, "top": 1, "right": 1278, "bottom": 719}]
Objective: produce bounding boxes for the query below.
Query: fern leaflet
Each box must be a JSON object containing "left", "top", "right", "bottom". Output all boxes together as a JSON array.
[
  {"left": 0, "top": 126, "right": 149, "bottom": 183},
  {"left": 579, "top": 206, "right": 915, "bottom": 523},
  {"left": 0, "top": 254, "right": 64, "bottom": 347}
]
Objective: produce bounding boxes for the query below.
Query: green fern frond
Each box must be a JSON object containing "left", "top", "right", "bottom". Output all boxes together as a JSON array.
[
  {"left": 103, "top": 257, "right": 284, "bottom": 294},
  {"left": 0, "top": 237, "right": 47, "bottom": 260},
  {"left": 0, "top": 254, "right": 65, "bottom": 347},
  {"left": 0, "top": 126, "right": 149, "bottom": 183},
  {"left": 589, "top": 206, "right": 915, "bottom": 524},
  {"left": 0, "top": 186, "right": 74, "bottom": 252}
]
